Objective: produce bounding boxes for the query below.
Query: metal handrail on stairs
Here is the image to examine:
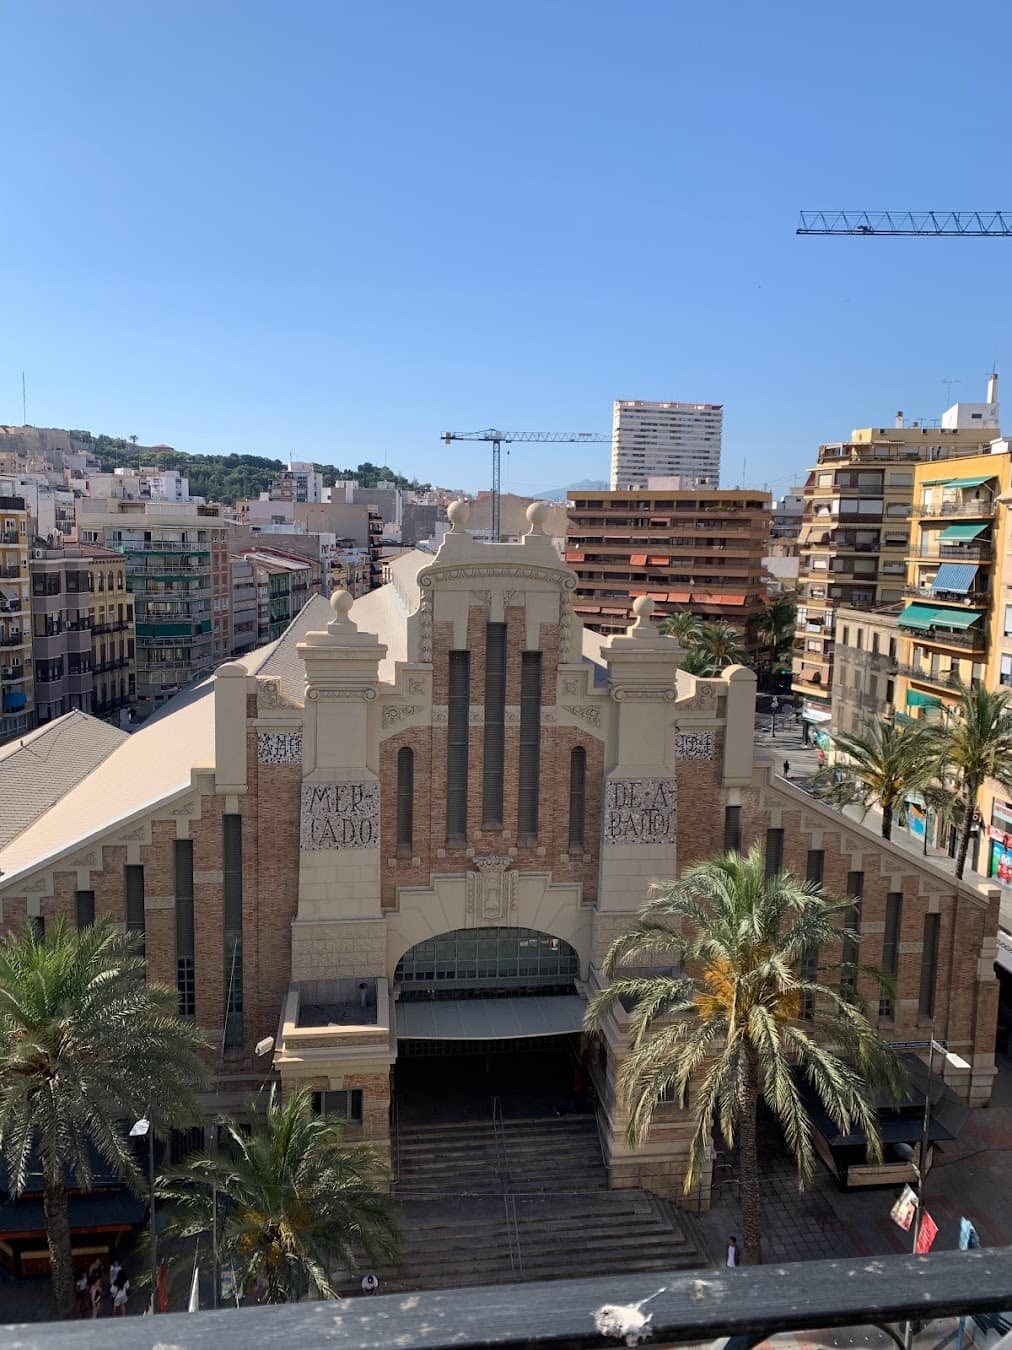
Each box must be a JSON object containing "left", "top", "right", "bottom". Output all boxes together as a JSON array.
[{"left": 490, "top": 1096, "right": 524, "bottom": 1281}]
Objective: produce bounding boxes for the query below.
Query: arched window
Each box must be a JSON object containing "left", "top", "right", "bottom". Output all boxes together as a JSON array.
[
  {"left": 106, "top": 571, "right": 114, "bottom": 593},
  {"left": 568, "top": 747, "right": 586, "bottom": 852},
  {"left": 396, "top": 746, "right": 414, "bottom": 855}
]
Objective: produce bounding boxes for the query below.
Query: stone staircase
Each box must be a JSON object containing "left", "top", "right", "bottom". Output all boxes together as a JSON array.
[{"left": 381, "top": 1114, "right": 708, "bottom": 1292}]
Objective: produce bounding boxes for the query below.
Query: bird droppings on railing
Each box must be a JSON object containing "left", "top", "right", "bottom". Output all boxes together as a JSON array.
[{"left": 594, "top": 1286, "right": 666, "bottom": 1346}]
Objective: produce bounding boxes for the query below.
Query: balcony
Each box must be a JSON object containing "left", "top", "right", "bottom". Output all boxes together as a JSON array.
[
  {"left": 896, "top": 663, "right": 977, "bottom": 692},
  {"left": 908, "top": 543, "right": 993, "bottom": 563},
  {"left": 913, "top": 498, "right": 995, "bottom": 519}
]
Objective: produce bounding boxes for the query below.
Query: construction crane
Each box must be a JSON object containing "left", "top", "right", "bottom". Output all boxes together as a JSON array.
[
  {"left": 440, "top": 429, "right": 610, "bottom": 541},
  {"left": 797, "top": 211, "right": 1012, "bottom": 237}
]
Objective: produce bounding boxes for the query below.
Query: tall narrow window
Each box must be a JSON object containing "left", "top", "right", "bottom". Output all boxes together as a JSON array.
[
  {"left": 723, "top": 805, "right": 742, "bottom": 852},
  {"left": 568, "top": 748, "right": 587, "bottom": 852},
  {"left": 446, "top": 652, "right": 470, "bottom": 843},
  {"left": 518, "top": 653, "right": 542, "bottom": 843},
  {"left": 919, "top": 912, "right": 941, "bottom": 1019},
  {"left": 30, "top": 915, "right": 45, "bottom": 942},
  {"left": 482, "top": 623, "right": 507, "bottom": 827},
  {"left": 175, "top": 839, "right": 195, "bottom": 1017},
  {"left": 223, "top": 815, "right": 244, "bottom": 1049},
  {"left": 879, "top": 892, "right": 902, "bottom": 1018},
  {"left": 125, "top": 865, "right": 145, "bottom": 955},
  {"left": 764, "top": 828, "right": 784, "bottom": 879},
  {"left": 75, "top": 890, "right": 95, "bottom": 930},
  {"left": 841, "top": 871, "right": 863, "bottom": 993},
  {"left": 396, "top": 747, "right": 414, "bottom": 855},
  {"left": 806, "top": 850, "right": 825, "bottom": 885}
]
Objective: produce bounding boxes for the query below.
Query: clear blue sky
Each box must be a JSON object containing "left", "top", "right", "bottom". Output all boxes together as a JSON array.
[{"left": 2, "top": 0, "right": 1010, "bottom": 495}]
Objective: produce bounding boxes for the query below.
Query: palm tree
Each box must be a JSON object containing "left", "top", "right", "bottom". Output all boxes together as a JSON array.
[
  {"left": 756, "top": 592, "right": 796, "bottom": 661},
  {"left": 813, "top": 719, "right": 944, "bottom": 841},
  {"left": 585, "top": 846, "right": 902, "bottom": 1264},
  {"left": 937, "top": 683, "right": 1012, "bottom": 879},
  {"left": 659, "top": 611, "right": 704, "bottom": 647},
  {"left": 0, "top": 919, "right": 206, "bottom": 1318},
  {"left": 157, "top": 1088, "right": 398, "bottom": 1303},
  {"left": 693, "top": 620, "right": 748, "bottom": 674}
]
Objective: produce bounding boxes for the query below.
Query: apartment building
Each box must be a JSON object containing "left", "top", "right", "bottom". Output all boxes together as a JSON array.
[
  {"left": 269, "top": 460, "right": 324, "bottom": 504},
  {"left": 792, "top": 391, "right": 1001, "bottom": 725},
  {"left": 230, "top": 556, "right": 258, "bottom": 656},
  {"left": 82, "top": 547, "right": 135, "bottom": 722},
  {"left": 239, "top": 548, "right": 322, "bottom": 644},
  {"left": 77, "top": 500, "right": 232, "bottom": 710},
  {"left": 0, "top": 497, "right": 32, "bottom": 742},
  {"left": 611, "top": 400, "right": 722, "bottom": 490},
  {"left": 30, "top": 551, "right": 95, "bottom": 724},
  {"left": 566, "top": 488, "right": 771, "bottom": 637},
  {"left": 829, "top": 608, "right": 900, "bottom": 740}
]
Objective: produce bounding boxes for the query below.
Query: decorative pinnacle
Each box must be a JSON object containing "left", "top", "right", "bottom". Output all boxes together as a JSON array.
[
  {"left": 328, "top": 588, "right": 357, "bottom": 631},
  {"left": 447, "top": 499, "right": 471, "bottom": 531},
  {"left": 631, "top": 594, "right": 654, "bottom": 632},
  {"left": 525, "top": 500, "right": 551, "bottom": 534}
]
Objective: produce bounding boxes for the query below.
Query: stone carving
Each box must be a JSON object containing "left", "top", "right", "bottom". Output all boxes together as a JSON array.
[
  {"left": 681, "top": 681, "right": 719, "bottom": 709},
  {"left": 257, "top": 678, "right": 301, "bottom": 710},
  {"left": 558, "top": 599, "right": 573, "bottom": 662},
  {"left": 564, "top": 703, "right": 601, "bottom": 728},
  {"left": 470, "top": 589, "right": 493, "bottom": 607},
  {"left": 562, "top": 678, "right": 580, "bottom": 696},
  {"left": 306, "top": 687, "right": 377, "bottom": 701},
  {"left": 257, "top": 730, "right": 303, "bottom": 764},
  {"left": 468, "top": 705, "right": 485, "bottom": 725},
  {"left": 382, "top": 705, "right": 423, "bottom": 727},
  {"left": 419, "top": 565, "right": 577, "bottom": 590},
  {"left": 67, "top": 850, "right": 99, "bottom": 868},
  {"left": 21, "top": 874, "right": 52, "bottom": 894},
  {"left": 604, "top": 778, "right": 677, "bottom": 845},
  {"left": 417, "top": 592, "right": 434, "bottom": 662},
  {"left": 407, "top": 678, "right": 425, "bottom": 695},
  {"left": 677, "top": 731, "right": 714, "bottom": 761},
  {"left": 168, "top": 800, "right": 197, "bottom": 817},
  {"left": 465, "top": 855, "right": 519, "bottom": 924},
  {"left": 502, "top": 589, "right": 520, "bottom": 607},
  {"left": 611, "top": 686, "right": 677, "bottom": 703},
  {"left": 300, "top": 782, "right": 380, "bottom": 850},
  {"left": 117, "top": 825, "right": 149, "bottom": 843},
  {"left": 504, "top": 706, "right": 521, "bottom": 725},
  {"left": 540, "top": 708, "right": 557, "bottom": 725},
  {"left": 431, "top": 705, "right": 449, "bottom": 725}
]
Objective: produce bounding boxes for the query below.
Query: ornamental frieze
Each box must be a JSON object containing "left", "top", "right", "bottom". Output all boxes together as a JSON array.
[
  {"left": 257, "top": 730, "right": 303, "bottom": 764},
  {"left": 300, "top": 782, "right": 380, "bottom": 850}
]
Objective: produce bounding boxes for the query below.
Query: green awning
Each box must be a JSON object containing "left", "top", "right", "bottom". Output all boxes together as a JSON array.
[
  {"left": 937, "top": 522, "right": 990, "bottom": 542},
  {"left": 921, "top": 475, "right": 994, "bottom": 488},
  {"left": 930, "top": 609, "right": 983, "bottom": 631},
  {"left": 898, "top": 603, "right": 939, "bottom": 630},
  {"left": 906, "top": 689, "right": 942, "bottom": 708}
]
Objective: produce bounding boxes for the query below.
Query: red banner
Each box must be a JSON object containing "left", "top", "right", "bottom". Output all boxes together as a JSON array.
[{"left": 915, "top": 1212, "right": 938, "bottom": 1254}]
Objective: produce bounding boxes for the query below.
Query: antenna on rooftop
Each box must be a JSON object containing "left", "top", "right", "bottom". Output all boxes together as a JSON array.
[
  {"left": 942, "top": 377, "right": 962, "bottom": 404},
  {"left": 21, "top": 372, "right": 26, "bottom": 426}
]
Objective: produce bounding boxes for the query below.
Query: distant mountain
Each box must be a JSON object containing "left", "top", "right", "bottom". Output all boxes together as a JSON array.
[{"left": 541, "top": 478, "right": 610, "bottom": 501}]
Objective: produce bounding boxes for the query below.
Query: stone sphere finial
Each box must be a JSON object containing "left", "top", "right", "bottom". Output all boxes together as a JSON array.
[
  {"left": 329, "top": 588, "right": 355, "bottom": 626},
  {"left": 526, "top": 500, "right": 551, "bottom": 534},
  {"left": 447, "top": 499, "right": 471, "bottom": 531},
  {"left": 632, "top": 594, "right": 654, "bottom": 621}
]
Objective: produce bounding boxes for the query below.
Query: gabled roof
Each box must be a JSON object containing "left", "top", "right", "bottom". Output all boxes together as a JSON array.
[{"left": 0, "top": 712, "right": 129, "bottom": 851}]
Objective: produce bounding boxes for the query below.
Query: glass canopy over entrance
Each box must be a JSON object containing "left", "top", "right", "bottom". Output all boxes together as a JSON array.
[{"left": 395, "top": 926, "right": 580, "bottom": 997}]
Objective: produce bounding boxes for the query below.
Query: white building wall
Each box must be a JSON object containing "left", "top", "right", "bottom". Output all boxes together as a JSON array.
[{"left": 611, "top": 400, "right": 722, "bottom": 490}]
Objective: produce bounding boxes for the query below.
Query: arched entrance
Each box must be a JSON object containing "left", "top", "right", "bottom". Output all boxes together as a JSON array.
[{"left": 392, "top": 927, "right": 590, "bottom": 1124}]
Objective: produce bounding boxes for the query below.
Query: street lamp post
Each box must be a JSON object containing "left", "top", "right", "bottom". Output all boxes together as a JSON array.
[
  {"left": 130, "top": 1111, "right": 157, "bottom": 1314},
  {"left": 771, "top": 696, "right": 780, "bottom": 738},
  {"left": 892, "top": 1034, "right": 972, "bottom": 1350}
]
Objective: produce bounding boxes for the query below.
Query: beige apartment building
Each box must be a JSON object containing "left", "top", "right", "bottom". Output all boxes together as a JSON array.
[
  {"left": 566, "top": 488, "right": 771, "bottom": 639},
  {"left": 793, "top": 388, "right": 1001, "bottom": 729}
]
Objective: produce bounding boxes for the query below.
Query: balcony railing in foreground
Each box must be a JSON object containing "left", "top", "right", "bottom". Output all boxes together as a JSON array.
[{"left": 7, "top": 1247, "right": 1012, "bottom": 1349}]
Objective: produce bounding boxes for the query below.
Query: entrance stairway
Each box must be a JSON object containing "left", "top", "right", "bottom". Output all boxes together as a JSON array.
[{"left": 382, "top": 1114, "right": 708, "bottom": 1292}]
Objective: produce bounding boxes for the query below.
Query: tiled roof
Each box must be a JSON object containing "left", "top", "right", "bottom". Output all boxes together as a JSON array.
[{"left": 0, "top": 712, "right": 129, "bottom": 852}]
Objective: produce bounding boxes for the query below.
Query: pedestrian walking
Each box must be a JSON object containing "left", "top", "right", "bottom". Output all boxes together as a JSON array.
[
  {"left": 89, "top": 1276, "right": 104, "bottom": 1318},
  {"left": 816, "top": 748, "right": 826, "bottom": 770},
  {"left": 75, "top": 1271, "right": 90, "bottom": 1317},
  {"left": 782, "top": 759, "right": 790, "bottom": 779},
  {"left": 109, "top": 1257, "right": 122, "bottom": 1289},
  {"left": 726, "top": 1235, "right": 740, "bottom": 1268},
  {"left": 113, "top": 1275, "right": 130, "bottom": 1317},
  {"left": 361, "top": 1272, "right": 379, "bottom": 1296}
]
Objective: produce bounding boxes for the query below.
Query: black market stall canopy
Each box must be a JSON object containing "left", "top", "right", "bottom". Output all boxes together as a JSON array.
[
  {"left": 798, "top": 1053, "right": 969, "bottom": 1189},
  {"left": 395, "top": 994, "right": 587, "bottom": 1041}
]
